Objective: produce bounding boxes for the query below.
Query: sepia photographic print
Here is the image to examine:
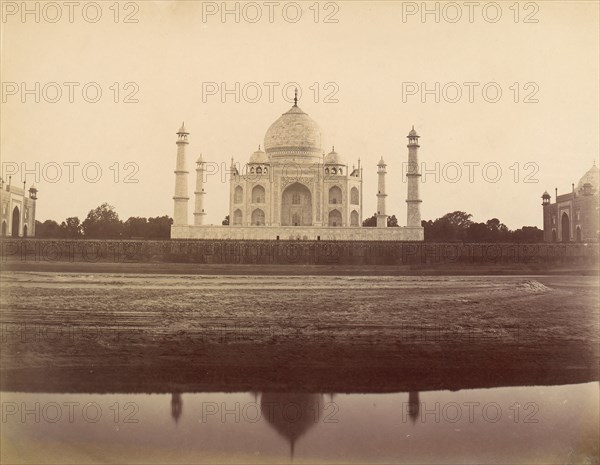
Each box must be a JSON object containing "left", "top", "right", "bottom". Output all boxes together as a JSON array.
[{"left": 1, "top": 1, "right": 599, "bottom": 464}]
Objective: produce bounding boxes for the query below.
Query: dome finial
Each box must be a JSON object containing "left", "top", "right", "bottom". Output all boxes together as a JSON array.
[{"left": 294, "top": 88, "right": 298, "bottom": 106}]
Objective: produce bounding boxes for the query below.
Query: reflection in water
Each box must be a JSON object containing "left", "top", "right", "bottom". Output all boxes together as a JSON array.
[
  {"left": 1, "top": 384, "right": 598, "bottom": 464},
  {"left": 408, "top": 391, "right": 420, "bottom": 424},
  {"left": 167, "top": 390, "right": 423, "bottom": 457},
  {"left": 171, "top": 392, "right": 182, "bottom": 424},
  {"left": 260, "top": 392, "right": 324, "bottom": 460}
]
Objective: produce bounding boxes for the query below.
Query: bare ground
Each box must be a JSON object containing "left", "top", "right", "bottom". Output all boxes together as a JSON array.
[{"left": 1, "top": 270, "right": 598, "bottom": 393}]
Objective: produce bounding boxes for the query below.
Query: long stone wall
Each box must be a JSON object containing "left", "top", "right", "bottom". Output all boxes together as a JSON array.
[
  {"left": 1, "top": 239, "right": 598, "bottom": 266},
  {"left": 171, "top": 225, "right": 425, "bottom": 241}
]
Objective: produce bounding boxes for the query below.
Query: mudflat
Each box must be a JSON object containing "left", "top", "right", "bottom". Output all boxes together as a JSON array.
[{"left": 1, "top": 272, "right": 598, "bottom": 393}]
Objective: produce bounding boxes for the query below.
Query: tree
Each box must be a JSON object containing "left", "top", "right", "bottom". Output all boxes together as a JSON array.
[
  {"left": 123, "top": 217, "right": 148, "bottom": 239},
  {"left": 362, "top": 213, "right": 377, "bottom": 227},
  {"left": 60, "top": 217, "right": 82, "bottom": 238},
  {"left": 35, "top": 220, "right": 62, "bottom": 238},
  {"left": 511, "top": 226, "right": 543, "bottom": 243},
  {"left": 465, "top": 222, "right": 488, "bottom": 242},
  {"left": 441, "top": 211, "right": 473, "bottom": 230},
  {"left": 486, "top": 218, "right": 509, "bottom": 241},
  {"left": 81, "top": 203, "right": 123, "bottom": 238},
  {"left": 422, "top": 211, "right": 473, "bottom": 241},
  {"left": 222, "top": 215, "right": 230, "bottom": 226},
  {"left": 146, "top": 215, "right": 172, "bottom": 239},
  {"left": 362, "top": 213, "right": 399, "bottom": 227}
]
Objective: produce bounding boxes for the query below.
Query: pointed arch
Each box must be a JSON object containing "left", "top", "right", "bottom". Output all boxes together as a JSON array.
[
  {"left": 350, "top": 187, "right": 359, "bottom": 205},
  {"left": 234, "top": 185, "right": 243, "bottom": 204},
  {"left": 281, "top": 182, "right": 312, "bottom": 226},
  {"left": 328, "top": 209, "right": 342, "bottom": 227},
  {"left": 252, "top": 185, "right": 265, "bottom": 203},
  {"left": 561, "top": 212, "right": 570, "bottom": 242},
  {"left": 233, "top": 209, "right": 243, "bottom": 225},
  {"left": 350, "top": 210, "right": 359, "bottom": 226},
  {"left": 251, "top": 208, "right": 265, "bottom": 226},
  {"left": 329, "top": 186, "right": 342, "bottom": 204},
  {"left": 11, "top": 206, "right": 20, "bottom": 237}
]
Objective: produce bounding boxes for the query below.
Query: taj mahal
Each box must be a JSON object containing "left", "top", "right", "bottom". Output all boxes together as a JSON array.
[{"left": 170, "top": 94, "right": 424, "bottom": 241}]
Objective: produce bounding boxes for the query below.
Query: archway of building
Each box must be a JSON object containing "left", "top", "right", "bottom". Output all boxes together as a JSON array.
[
  {"left": 328, "top": 209, "right": 342, "bottom": 227},
  {"left": 251, "top": 208, "right": 265, "bottom": 226},
  {"left": 561, "top": 212, "right": 570, "bottom": 242},
  {"left": 281, "top": 183, "right": 312, "bottom": 226},
  {"left": 11, "top": 206, "right": 19, "bottom": 237},
  {"left": 233, "top": 209, "right": 243, "bottom": 225}
]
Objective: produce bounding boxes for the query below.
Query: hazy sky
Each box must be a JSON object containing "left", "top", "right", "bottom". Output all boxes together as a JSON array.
[{"left": 2, "top": 0, "right": 599, "bottom": 229}]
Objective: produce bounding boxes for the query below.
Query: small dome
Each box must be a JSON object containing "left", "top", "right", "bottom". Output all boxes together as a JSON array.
[
  {"left": 408, "top": 126, "right": 418, "bottom": 137},
  {"left": 264, "top": 105, "right": 321, "bottom": 154},
  {"left": 177, "top": 122, "right": 188, "bottom": 134},
  {"left": 324, "top": 148, "right": 343, "bottom": 165},
  {"left": 377, "top": 156, "right": 386, "bottom": 166},
  {"left": 249, "top": 146, "right": 268, "bottom": 164},
  {"left": 577, "top": 163, "right": 599, "bottom": 192},
  {"left": 196, "top": 154, "right": 203, "bottom": 163}
]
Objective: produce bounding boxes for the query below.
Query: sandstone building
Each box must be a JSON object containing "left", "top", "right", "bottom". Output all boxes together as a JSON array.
[
  {"left": 541, "top": 163, "right": 599, "bottom": 242},
  {"left": 0, "top": 177, "right": 37, "bottom": 237}
]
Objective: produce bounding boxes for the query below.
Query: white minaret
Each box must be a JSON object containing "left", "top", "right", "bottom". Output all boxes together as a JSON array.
[
  {"left": 376, "top": 157, "right": 388, "bottom": 228},
  {"left": 193, "top": 154, "right": 206, "bottom": 225},
  {"left": 173, "top": 122, "right": 189, "bottom": 226},
  {"left": 406, "top": 126, "right": 422, "bottom": 227}
]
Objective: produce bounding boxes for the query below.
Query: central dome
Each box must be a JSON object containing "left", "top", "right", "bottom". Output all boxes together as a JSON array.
[
  {"left": 577, "top": 163, "right": 599, "bottom": 192},
  {"left": 264, "top": 105, "right": 321, "bottom": 155}
]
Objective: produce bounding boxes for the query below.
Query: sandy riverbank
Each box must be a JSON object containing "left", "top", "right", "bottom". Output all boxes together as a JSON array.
[{"left": 1, "top": 272, "right": 598, "bottom": 393}]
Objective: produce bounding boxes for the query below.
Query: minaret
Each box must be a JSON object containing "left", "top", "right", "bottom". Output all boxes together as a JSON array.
[
  {"left": 406, "top": 126, "right": 422, "bottom": 227},
  {"left": 193, "top": 154, "right": 206, "bottom": 225},
  {"left": 376, "top": 157, "right": 388, "bottom": 228},
  {"left": 541, "top": 190, "right": 551, "bottom": 242},
  {"left": 28, "top": 184, "right": 38, "bottom": 237},
  {"left": 173, "top": 122, "right": 189, "bottom": 226}
]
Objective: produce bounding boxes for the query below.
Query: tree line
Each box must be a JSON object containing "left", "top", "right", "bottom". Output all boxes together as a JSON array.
[
  {"left": 364, "top": 210, "right": 541, "bottom": 242},
  {"left": 34, "top": 204, "right": 542, "bottom": 242},
  {"left": 420, "top": 211, "right": 542, "bottom": 242},
  {"left": 35, "top": 203, "right": 172, "bottom": 239}
]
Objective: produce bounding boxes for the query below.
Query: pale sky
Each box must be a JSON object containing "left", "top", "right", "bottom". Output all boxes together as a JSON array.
[{"left": 1, "top": 0, "right": 599, "bottom": 229}]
